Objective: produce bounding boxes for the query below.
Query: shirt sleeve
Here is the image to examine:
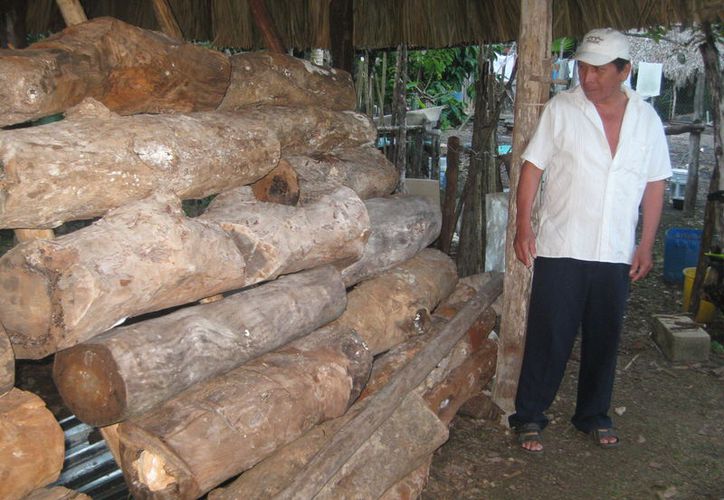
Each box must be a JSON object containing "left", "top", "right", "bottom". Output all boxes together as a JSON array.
[
  {"left": 520, "top": 99, "right": 557, "bottom": 171},
  {"left": 646, "top": 113, "right": 673, "bottom": 182}
]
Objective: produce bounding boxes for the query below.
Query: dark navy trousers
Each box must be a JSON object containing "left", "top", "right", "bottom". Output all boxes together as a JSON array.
[{"left": 509, "top": 257, "right": 630, "bottom": 433}]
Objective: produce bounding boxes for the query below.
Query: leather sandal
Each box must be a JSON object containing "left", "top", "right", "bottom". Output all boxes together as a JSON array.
[
  {"left": 516, "top": 422, "right": 544, "bottom": 454},
  {"left": 590, "top": 428, "right": 620, "bottom": 448}
]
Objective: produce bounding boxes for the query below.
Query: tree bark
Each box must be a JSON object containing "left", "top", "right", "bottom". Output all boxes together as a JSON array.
[
  {"left": 379, "top": 457, "right": 432, "bottom": 500},
  {"left": 0, "top": 324, "right": 13, "bottom": 396},
  {"left": 250, "top": 159, "right": 301, "bottom": 205},
  {"left": 341, "top": 194, "right": 442, "bottom": 287},
  {"left": 0, "top": 388, "right": 65, "bottom": 500},
  {"left": 0, "top": 101, "right": 375, "bottom": 229},
  {"left": 684, "top": 73, "right": 706, "bottom": 214},
  {"left": 151, "top": 0, "right": 184, "bottom": 39},
  {"left": 282, "top": 146, "right": 399, "bottom": 204},
  {"left": 438, "top": 136, "right": 461, "bottom": 254},
  {"left": 23, "top": 486, "right": 90, "bottom": 500},
  {"left": 334, "top": 248, "right": 458, "bottom": 355},
  {"left": 218, "top": 51, "right": 356, "bottom": 111},
  {"left": 0, "top": 17, "right": 230, "bottom": 127},
  {"left": 313, "top": 394, "right": 449, "bottom": 500},
  {"left": 493, "top": 0, "right": 552, "bottom": 414},
  {"left": 1, "top": 187, "right": 368, "bottom": 359},
  {"left": 53, "top": 266, "right": 348, "bottom": 426},
  {"left": 116, "top": 326, "right": 372, "bottom": 500},
  {"left": 201, "top": 186, "right": 369, "bottom": 281},
  {"left": 392, "top": 44, "right": 408, "bottom": 192},
  {"left": 275, "top": 274, "right": 503, "bottom": 500}
]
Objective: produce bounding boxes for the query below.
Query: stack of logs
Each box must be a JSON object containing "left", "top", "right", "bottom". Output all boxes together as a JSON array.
[{"left": 0, "top": 18, "right": 502, "bottom": 500}]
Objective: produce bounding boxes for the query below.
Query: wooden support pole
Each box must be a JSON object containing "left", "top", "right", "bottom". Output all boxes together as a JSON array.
[
  {"left": 438, "top": 136, "right": 460, "bottom": 255},
  {"left": 275, "top": 273, "right": 503, "bottom": 499},
  {"left": 248, "top": 0, "right": 285, "bottom": 53},
  {"left": 151, "top": 0, "right": 184, "bottom": 39},
  {"left": 329, "top": 0, "right": 354, "bottom": 73},
  {"left": 492, "top": 0, "right": 552, "bottom": 414},
  {"left": 684, "top": 73, "right": 706, "bottom": 214},
  {"left": 392, "top": 44, "right": 408, "bottom": 192},
  {"left": 55, "top": 0, "right": 87, "bottom": 26}
]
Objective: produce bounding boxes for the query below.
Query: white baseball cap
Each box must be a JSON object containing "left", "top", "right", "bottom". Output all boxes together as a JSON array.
[{"left": 574, "top": 28, "right": 630, "bottom": 66}]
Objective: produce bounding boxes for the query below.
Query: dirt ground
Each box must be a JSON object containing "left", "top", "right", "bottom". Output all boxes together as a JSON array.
[{"left": 423, "top": 130, "right": 724, "bottom": 499}]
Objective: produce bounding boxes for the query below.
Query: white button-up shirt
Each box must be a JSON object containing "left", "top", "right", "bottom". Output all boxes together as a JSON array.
[{"left": 522, "top": 85, "right": 672, "bottom": 264}]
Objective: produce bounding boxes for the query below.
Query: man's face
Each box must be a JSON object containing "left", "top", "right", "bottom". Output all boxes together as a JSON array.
[{"left": 577, "top": 61, "right": 631, "bottom": 105}]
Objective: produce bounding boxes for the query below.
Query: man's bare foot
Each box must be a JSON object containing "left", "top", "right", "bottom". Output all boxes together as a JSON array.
[{"left": 516, "top": 423, "right": 544, "bottom": 454}]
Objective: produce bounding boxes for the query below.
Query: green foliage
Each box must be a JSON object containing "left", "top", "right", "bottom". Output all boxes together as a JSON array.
[
  {"left": 712, "top": 340, "right": 724, "bottom": 355},
  {"left": 552, "top": 37, "right": 576, "bottom": 56}
]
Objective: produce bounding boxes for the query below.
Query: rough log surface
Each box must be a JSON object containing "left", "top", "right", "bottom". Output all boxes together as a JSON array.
[
  {"left": 117, "top": 326, "right": 372, "bottom": 499},
  {"left": 341, "top": 195, "right": 442, "bottom": 287},
  {"left": 0, "top": 388, "right": 65, "bottom": 499},
  {"left": 0, "top": 323, "right": 13, "bottom": 396},
  {"left": 379, "top": 457, "right": 432, "bottom": 500},
  {"left": 0, "top": 99, "right": 280, "bottom": 229},
  {"left": 54, "top": 266, "right": 348, "bottom": 426},
  {"left": 201, "top": 186, "right": 369, "bottom": 282},
  {"left": 0, "top": 193, "right": 247, "bottom": 359},
  {"left": 334, "top": 248, "right": 458, "bottom": 355},
  {"left": 286, "top": 146, "right": 399, "bottom": 204},
  {"left": 0, "top": 17, "right": 230, "bottom": 127},
  {"left": 218, "top": 51, "right": 355, "bottom": 111},
  {"left": 314, "top": 394, "right": 448, "bottom": 499},
  {"left": 251, "top": 159, "right": 300, "bottom": 205},
  {"left": 24, "top": 486, "right": 91, "bottom": 500}
]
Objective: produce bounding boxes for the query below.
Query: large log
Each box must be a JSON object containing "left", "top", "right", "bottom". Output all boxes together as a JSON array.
[
  {"left": 0, "top": 388, "right": 65, "bottom": 499},
  {"left": 0, "top": 99, "right": 279, "bottom": 229},
  {"left": 0, "top": 102, "right": 376, "bottom": 229},
  {"left": 53, "top": 266, "right": 348, "bottom": 426},
  {"left": 0, "top": 17, "right": 230, "bottom": 127},
  {"left": 341, "top": 195, "right": 442, "bottom": 287},
  {"left": 0, "top": 192, "right": 246, "bottom": 359},
  {"left": 284, "top": 146, "right": 399, "bottom": 204},
  {"left": 201, "top": 186, "right": 369, "bottom": 282},
  {"left": 116, "top": 325, "right": 372, "bottom": 499},
  {"left": 0, "top": 323, "right": 13, "bottom": 396},
  {"left": 334, "top": 248, "right": 458, "bottom": 355},
  {"left": 23, "top": 486, "right": 90, "bottom": 500},
  {"left": 313, "top": 394, "right": 448, "bottom": 500},
  {"left": 379, "top": 457, "right": 432, "bottom": 500},
  {"left": 1, "top": 187, "right": 368, "bottom": 359},
  {"left": 218, "top": 51, "right": 355, "bottom": 111}
]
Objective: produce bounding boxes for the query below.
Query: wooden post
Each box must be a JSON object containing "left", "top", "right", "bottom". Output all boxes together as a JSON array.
[
  {"left": 690, "top": 22, "right": 723, "bottom": 316},
  {"left": 1, "top": 0, "right": 28, "bottom": 49},
  {"left": 151, "top": 0, "right": 184, "bottom": 39},
  {"left": 439, "top": 136, "right": 461, "bottom": 254},
  {"left": 392, "top": 44, "right": 408, "bottom": 192},
  {"left": 492, "top": 0, "right": 552, "bottom": 414},
  {"left": 55, "top": 0, "right": 87, "bottom": 26},
  {"left": 274, "top": 274, "right": 503, "bottom": 499},
  {"left": 684, "top": 72, "right": 706, "bottom": 214},
  {"left": 329, "top": 0, "right": 354, "bottom": 73},
  {"left": 248, "top": 0, "right": 285, "bottom": 53}
]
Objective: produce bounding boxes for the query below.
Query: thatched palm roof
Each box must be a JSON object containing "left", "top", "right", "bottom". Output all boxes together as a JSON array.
[{"left": 15, "top": 0, "right": 721, "bottom": 50}]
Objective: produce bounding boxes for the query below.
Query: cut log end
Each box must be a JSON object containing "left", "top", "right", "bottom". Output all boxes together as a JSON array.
[
  {"left": 251, "top": 159, "right": 300, "bottom": 205},
  {"left": 133, "top": 450, "right": 178, "bottom": 492},
  {"left": 53, "top": 345, "right": 126, "bottom": 426}
]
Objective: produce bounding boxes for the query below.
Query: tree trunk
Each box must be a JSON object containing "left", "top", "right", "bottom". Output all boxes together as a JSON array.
[
  {"left": 493, "top": 0, "right": 552, "bottom": 414},
  {"left": 53, "top": 266, "right": 347, "bottom": 426},
  {"left": 0, "top": 388, "right": 65, "bottom": 499},
  {"left": 0, "top": 324, "right": 12, "bottom": 396},
  {"left": 23, "top": 486, "right": 90, "bottom": 500},
  {"left": 0, "top": 17, "right": 230, "bottom": 127},
  {"left": 341, "top": 194, "right": 442, "bottom": 287},
  {"left": 313, "top": 394, "right": 449, "bottom": 500},
  {"left": 379, "top": 457, "right": 432, "bottom": 500},
  {"left": 1, "top": 187, "right": 368, "bottom": 359},
  {"left": 218, "top": 52, "right": 355, "bottom": 111},
  {"left": 275, "top": 274, "right": 503, "bottom": 500},
  {"left": 684, "top": 72, "right": 706, "bottom": 214},
  {"left": 116, "top": 326, "right": 372, "bottom": 500},
  {"left": 438, "top": 136, "right": 461, "bottom": 254},
  {"left": 0, "top": 102, "right": 376, "bottom": 229},
  {"left": 151, "top": 0, "right": 183, "bottom": 39},
  {"left": 392, "top": 44, "right": 408, "bottom": 191},
  {"left": 334, "top": 248, "right": 458, "bottom": 355},
  {"left": 281, "top": 146, "right": 399, "bottom": 204},
  {"left": 201, "top": 186, "right": 369, "bottom": 281}
]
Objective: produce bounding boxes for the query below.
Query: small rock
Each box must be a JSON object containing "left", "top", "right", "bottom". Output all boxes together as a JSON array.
[
  {"left": 637, "top": 435, "right": 646, "bottom": 444},
  {"left": 614, "top": 406, "right": 626, "bottom": 416},
  {"left": 649, "top": 461, "right": 663, "bottom": 469}
]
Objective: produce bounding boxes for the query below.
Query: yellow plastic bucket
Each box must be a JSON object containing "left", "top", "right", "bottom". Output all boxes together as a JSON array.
[{"left": 682, "top": 267, "right": 716, "bottom": 323}]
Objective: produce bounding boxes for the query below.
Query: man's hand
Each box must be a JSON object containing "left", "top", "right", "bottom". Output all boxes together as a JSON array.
[
  {"left": 514, "top": 223, "right": 537, "bottom": 268},
  {"left": 629, "top": 245, "right": 653, "bottom": 282}
]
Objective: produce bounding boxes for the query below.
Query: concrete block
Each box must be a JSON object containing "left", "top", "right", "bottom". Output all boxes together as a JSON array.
[{"left": 652, "top": 314, "right": 710, "bottom": 362}]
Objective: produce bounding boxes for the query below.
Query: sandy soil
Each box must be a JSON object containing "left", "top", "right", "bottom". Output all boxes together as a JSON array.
[{"left": 424, "top": 130, "right": 724, "bottom": 499}]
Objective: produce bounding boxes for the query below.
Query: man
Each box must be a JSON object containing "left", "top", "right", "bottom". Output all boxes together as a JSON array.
[{"left": 508, "top": 28, "right": 671, "bottom": 453}]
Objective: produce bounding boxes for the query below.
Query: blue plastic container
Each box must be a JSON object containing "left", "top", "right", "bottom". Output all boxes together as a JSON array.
[{"left": 663, "top": 228, "right": 702, "bottom": 283}]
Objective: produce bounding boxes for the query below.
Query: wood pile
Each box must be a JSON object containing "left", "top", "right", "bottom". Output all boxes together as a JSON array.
[{"left": 0, "top": 18, "right": 503, "bottom": 500}]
